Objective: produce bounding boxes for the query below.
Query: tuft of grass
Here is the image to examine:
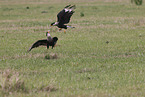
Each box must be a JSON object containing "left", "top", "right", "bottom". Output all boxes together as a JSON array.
[
  {"left": 26, "top": 6, "right": 29, "bottom": 9},
  {"left": 80, "top": 12, "right": 84, "bottom": 17},
  {"left": 0, "top": 69, "right": 27, "bottom": 94},
  {"left": 45, "top": 54, "right": 50, "bottom": 59}
]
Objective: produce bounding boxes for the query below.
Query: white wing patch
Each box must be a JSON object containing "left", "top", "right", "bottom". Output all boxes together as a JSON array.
[
  {"left": 65, "top": 8, "right": 74, "bottom": 13},
  {"left": 64, "top": 8, "right": 69, "bottom": 12}
]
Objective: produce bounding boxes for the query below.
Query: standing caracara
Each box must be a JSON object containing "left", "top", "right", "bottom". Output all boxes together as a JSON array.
[{"left": 28, "top": 31, "right": 58, "bottom": 51}]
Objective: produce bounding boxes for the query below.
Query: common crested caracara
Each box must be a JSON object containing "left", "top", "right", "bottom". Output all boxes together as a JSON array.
[
  {"left": 28, "top": 31, "right": 58, "bottom": 51},
  {"left": 50, "top": 5, "right": 76, "bottom": 32}
]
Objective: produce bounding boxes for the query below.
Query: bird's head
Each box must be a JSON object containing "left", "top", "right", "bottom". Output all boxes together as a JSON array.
[
  {"left": 50, "top": 22, "right": 55, "bottom": 26},
  {"left": 50, "top": 22, "right": 58, "bottom": 26},
  {"left": 46, "top": 30, "right": 50, "bottom": 36}
]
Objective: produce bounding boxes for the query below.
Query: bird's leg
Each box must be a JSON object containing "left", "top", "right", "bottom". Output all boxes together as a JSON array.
[
  {"left": 52, "top": 46, "right": 54, "bottom": 49},
  {"left": 47, "top": 44, "right": 49, "bottom": 49},
  {"left": 64, "top": 30, "right": 66, "bottom": 33}
]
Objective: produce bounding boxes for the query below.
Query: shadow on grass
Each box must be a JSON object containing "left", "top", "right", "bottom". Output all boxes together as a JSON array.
[{"left": 45, "top": 53, "right": 58, "bottom": 60}]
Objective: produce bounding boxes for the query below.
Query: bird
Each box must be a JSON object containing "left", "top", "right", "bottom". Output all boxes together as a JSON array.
[
  {"left": 50, "top": 5, "right": 76, "bottom": 32},
  {"left": 28, "top": 31, "right": 58, "bottom": 51}
]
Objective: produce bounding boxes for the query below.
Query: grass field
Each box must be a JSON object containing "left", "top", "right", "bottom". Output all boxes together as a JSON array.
[{"left": 0, "top": 0, "right": 145, "bottom": 96}]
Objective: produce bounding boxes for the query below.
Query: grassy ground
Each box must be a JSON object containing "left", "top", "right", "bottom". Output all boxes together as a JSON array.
[{"left": 0, "top": 0, "right": 145, "bottom": 96}]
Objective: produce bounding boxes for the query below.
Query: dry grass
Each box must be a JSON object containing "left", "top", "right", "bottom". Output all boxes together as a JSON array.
[
  {"left": 0, "top": 69, "right": 27, "bottom": 94},
  {"left": 0, "top": 69, "right": 58, "bottom": 96}
]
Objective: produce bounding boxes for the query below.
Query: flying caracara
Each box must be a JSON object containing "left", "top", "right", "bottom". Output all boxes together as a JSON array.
[{"left": 50, "top": 5, "right": 76, "bottom": 32}]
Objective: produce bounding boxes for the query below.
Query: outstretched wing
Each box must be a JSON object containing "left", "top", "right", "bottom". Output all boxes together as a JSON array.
[
  {"left": 57, "top": 5, "right": 71, "bottom": 22},
  {"left": 63, "top": 11, "right": 74, "bottom": 24},
  {"left": 57, "top": 10, "right": 65, "bottom": 23},
  {"left": 28, "top": 39, "right": 47, "bottom": 51},
  {"left": 57, "top": 5, "right": 75, "bottom": 25},
  {"left": 64, "top": 5, "right": 76, "bottom": 23}
]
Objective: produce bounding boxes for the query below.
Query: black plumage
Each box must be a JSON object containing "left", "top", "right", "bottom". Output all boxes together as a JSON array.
[
  {"left": 51, "top": 5, "right": 76, "bottom": 30},
  {"left": 28, "top": 37, "right": 58, "bottom": 51}
]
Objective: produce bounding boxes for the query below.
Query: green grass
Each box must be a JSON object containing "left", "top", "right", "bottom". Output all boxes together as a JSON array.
[{"left": 0, "top": 0, "right": 145, "bottom": 96}]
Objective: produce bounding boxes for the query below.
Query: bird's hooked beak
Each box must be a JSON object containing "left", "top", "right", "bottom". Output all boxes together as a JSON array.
[{"left": 50, "top": 22, "right": 56, "bottom": 27}]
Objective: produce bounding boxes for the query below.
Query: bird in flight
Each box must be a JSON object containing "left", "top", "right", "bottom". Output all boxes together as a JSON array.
[
  {"left": 50, "top": 5, "right": 76, "bottom": 32},
  {"left": 28, "top": 31, "right": 58, "bottom": 51}
]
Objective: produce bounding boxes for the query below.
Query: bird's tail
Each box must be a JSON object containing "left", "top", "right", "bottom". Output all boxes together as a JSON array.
[{"left": 67, "top": 25, "right": 75, "bottom": 28}]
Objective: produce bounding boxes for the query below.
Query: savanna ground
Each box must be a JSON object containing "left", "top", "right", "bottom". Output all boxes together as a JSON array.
[{"left": 0, "top": 0, "right": 145, "bottom": 96}]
